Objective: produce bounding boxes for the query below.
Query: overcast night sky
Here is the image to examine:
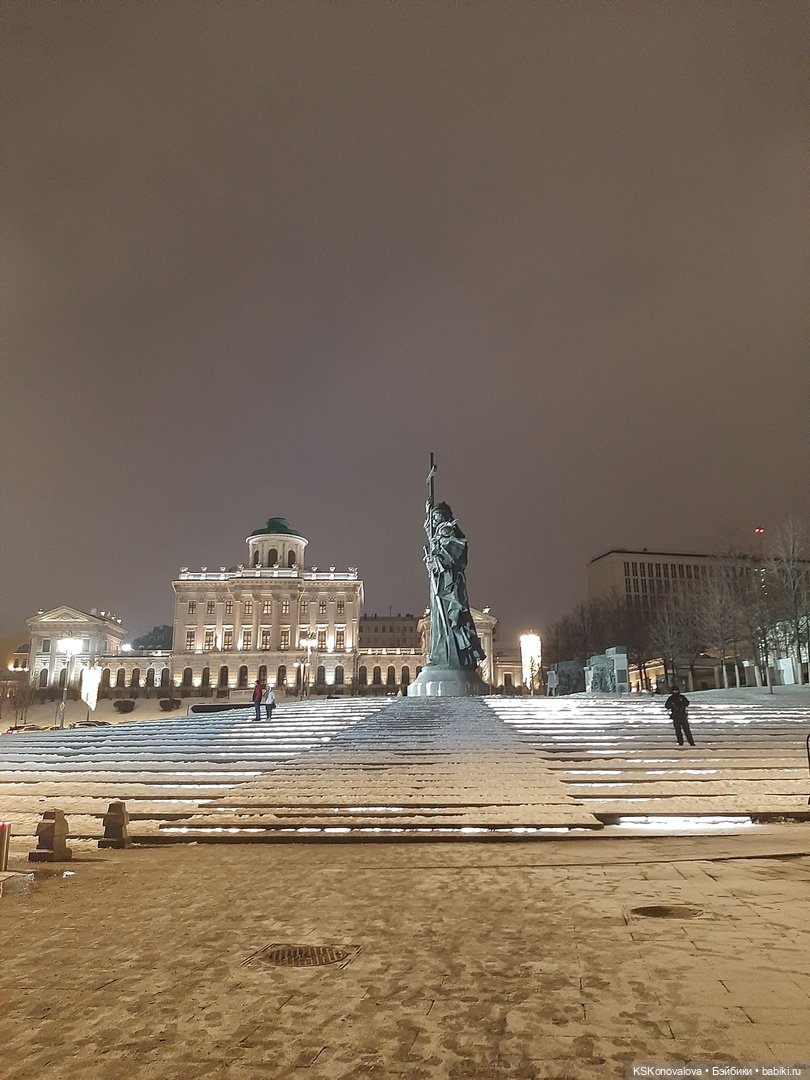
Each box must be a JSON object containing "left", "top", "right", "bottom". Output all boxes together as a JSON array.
[{"left": 2, "top": 1, "right": 808, "bottom": 645}]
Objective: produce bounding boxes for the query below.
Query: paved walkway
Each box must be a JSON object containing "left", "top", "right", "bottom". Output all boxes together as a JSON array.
[{"left": 1, "top": 833, "right": 810, "bottom": 1079}]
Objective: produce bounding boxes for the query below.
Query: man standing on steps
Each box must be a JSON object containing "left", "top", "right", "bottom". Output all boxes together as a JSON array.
[
  {"left": 252, "top": 677, "right": 266, "bottom": 722},
  {"left": 665, "top": 685, "right": 695, "bottom": 747}
]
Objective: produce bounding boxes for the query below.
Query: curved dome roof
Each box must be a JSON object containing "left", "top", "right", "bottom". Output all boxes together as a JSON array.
[{"left": 248, "top": 517, "right": 305, "bottom": 538}]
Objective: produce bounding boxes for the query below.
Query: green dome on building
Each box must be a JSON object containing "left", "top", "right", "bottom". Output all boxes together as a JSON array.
[{"left": 249, "top": 517, "right": 303, "bottom": 538}]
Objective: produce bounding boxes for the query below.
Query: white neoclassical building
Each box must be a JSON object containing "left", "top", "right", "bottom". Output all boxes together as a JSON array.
[
  {"left": 170, "top": 517, "right": 364, "bottom": 694},
  {"left": 27, "top": 606, "right": 127, "bottom": 690}
]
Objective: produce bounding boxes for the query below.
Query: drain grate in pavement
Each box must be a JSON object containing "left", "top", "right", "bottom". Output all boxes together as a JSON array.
[
  {"left": 631, "top": 904, "right": 705, "bottom": 919},
  {"left": 242, "top": 943, "right": 361, "bottom": 969}
]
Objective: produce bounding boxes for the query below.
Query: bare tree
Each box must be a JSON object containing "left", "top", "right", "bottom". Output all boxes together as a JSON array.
[
  {"left": 768, "top": 517, "right": 810, "bottom": 685},
  {"left": 649, "top": 596, "right": 682, "bottom": 687},
  {"left": 697, "top": 559, "right": 741, "bottom": 688}
]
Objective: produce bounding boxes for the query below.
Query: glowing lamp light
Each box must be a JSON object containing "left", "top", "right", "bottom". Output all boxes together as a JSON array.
[
  {"left": 57, "top": 638, "right": 83, "bottom": 657},
  {"left": 121, "top": 643, "right": 133, "bottom": 653},
  {"left": 519, "top": 633, "right": 542, "bottom": 690}
]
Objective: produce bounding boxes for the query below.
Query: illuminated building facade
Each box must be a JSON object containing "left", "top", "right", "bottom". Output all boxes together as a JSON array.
[
  {"left": 170, "top": 518, "right": 364, "bottom": 692},
  {"left": 26, "top": 606, "right": 127, "bottom": 689}
]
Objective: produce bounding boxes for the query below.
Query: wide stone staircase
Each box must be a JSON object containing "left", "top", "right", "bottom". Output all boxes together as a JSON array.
[{"left": 1, "top": 695, "right": 808, "bottom": 849}]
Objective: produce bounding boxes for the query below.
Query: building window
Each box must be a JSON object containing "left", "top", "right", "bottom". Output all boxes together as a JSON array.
[
  {"left": 317, "top": 630, "right": 327, "bottom": 650},
  {"left": 372, "top": 666, "right": 382, "bottom": 685},
  {"left": 277, "top": 664, "right": 287, "bottom": 686},
  {"left": 188, "top": 601, "right": 196, "bottom": 615},
  {"left": 225, "top": 600, "right": 233, "bottom": 616},
  {"left": 81, "top": 638, "right": 90, "bottom": 653},
  {"left": 280, "top": 629, "right": 290, "bottom": 650},
  {"left": 335, "top": 629, "right": 345, "bottom": 651},
  {"left": 242, "top": 629, "right": 252, "bottom": 650},
  {"left": 337, "top": 600, "right": 344, "bottom": 616},
  {"left": 206, "top": 600, "right": 216, "bottom": 615},
  {"left": 281, "top": 599, "right": 290, "bottom": 615},
  {"left": 267, "top": 547, "right": 278, "bottom": 566},
  {"left": 219, "top": 666, "right": 229, "bottom": 688},
  {"left": 244, "top": 600, "right": 253, "bottom": 615},
  {"left": 334, "top": 665, "right": 344, "bottom": 685},
  {"left": 238, "top": 665, "right": 248, "bottom": 688},
  {"left": 185, "top": 629, "right": 196, "bottom": 651},
  {"left": 262, "top": 599, "right": 272, "bottom": 614},
  {"left": 318, "top": 600, "right": 327, "bottom": 615},
  {"left": 222, "top": 629, "right": 233, "bottom": 651},
  {"left": 300, "top": 600, "right": 308, "bottom": 614},
  {"left": 261, "top": 629, "right": 272, "bottom": 650},
  {"left": 203, "top": 629, "right": 215, "bottom": 651},
  {"left": 358, "top": 666, "right": 367, "bottom": 685}
]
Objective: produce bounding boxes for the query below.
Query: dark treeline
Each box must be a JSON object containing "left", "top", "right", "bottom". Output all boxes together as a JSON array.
[{"left": 544, "top": 518, "right": 810, "bottom": 689}]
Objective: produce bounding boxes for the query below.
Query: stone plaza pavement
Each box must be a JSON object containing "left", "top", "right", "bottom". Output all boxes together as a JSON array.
[
  {"left": 1, "top": 692, "right": 809, "bottom": 1078},
  {"left": 1, "top": 832, "right": 810, "bottom": 1079}
]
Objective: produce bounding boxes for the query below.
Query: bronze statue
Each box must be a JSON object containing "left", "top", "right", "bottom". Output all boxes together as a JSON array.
[{"left": 423, "top": 456, "right": 485, "bottom": 671}]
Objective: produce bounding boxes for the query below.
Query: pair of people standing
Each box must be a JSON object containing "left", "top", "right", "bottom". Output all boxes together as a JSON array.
[{"left": 251, "top": 679, "right": 276, "bottom": 722}]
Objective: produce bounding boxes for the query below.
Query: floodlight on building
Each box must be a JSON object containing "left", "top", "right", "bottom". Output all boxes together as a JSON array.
[{"left": 121, "top": 643, "right": 133, "bottom": 652}]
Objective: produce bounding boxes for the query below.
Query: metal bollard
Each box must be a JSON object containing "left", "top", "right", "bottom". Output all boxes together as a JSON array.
[
  {"left": 98, "top": 800, "right": 132, "bottom": 849},
  {"left": 0, "top": 822, "right": 11, "bottom": 871},
  {"left": 29, "top": 809, "right": 72, "bottom": 863}
]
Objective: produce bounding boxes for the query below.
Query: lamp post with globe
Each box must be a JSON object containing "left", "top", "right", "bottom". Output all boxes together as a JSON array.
[{"left": 55, "top": 637, "right": 83, "bottom": 728}]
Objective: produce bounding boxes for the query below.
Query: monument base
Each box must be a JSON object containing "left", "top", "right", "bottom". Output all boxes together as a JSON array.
[{"left": 407, "top": 665, "right": 488, "bottom": 698}]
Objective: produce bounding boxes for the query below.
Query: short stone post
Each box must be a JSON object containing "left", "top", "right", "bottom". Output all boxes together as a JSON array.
[
  {"left": 29, "top": 809, "right": 72, "bottom": 862},
  {"left": 0, "top": 821, "right": 11, "bottom": 871},
  {"left": 98, "top": 800, "right": 132, "bottom": 849}
]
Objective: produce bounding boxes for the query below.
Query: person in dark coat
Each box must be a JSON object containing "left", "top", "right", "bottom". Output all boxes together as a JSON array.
[
  {"left": 665, "top": 685, "right": 695, "bottom": 746},
  {"left": 252, "top": 678, "right": 266, "bottom": 722}
]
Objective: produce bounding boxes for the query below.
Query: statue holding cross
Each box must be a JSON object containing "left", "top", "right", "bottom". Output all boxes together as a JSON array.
[{"left": 408, "top": 453, "right": 488, "bottom": 697}]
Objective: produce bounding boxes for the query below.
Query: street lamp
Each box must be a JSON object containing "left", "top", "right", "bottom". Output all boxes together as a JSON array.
[
  {"left": 55, "top": 637, "right": 83, "bottom": 728},
  {"left": 753, "top": 527, "right": 765, "bottom": 565},
  {"left": 519, "top": 632, "right": 542, "bottom": 696},
  {"left": 298, "top": 635, "right": 317, "bottom": 697}
]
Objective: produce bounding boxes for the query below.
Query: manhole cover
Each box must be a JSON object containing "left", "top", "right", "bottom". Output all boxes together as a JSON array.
[
  {"left": 631, "top": 904, "right": 705, "bottom": 919},
  {"left": 242, "top": 943, "right": 361, "bottom": 969}
]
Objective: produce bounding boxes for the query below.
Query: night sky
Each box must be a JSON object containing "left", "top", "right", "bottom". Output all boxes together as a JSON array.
[{"left": 3, "top": 2, "right": 808, "bottom": 645}]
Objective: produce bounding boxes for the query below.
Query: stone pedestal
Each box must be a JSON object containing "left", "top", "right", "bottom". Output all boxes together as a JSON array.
[
  {"left": 99, "top": 800, "right": 133, "bottom": 849},
  {"left": 407, "top": 665, "right": 488, "bottom": 698},
  {"left": 29, "top": 809, "right": 72, "bottom": 862}
]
